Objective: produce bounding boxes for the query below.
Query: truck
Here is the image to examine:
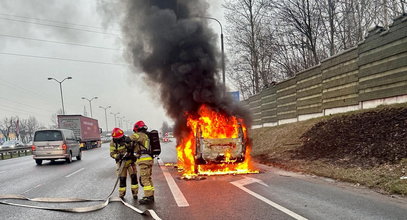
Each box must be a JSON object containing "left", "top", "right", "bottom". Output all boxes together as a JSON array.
[{"left": 57, "top": 115, "right": 102, "bottom": 150}]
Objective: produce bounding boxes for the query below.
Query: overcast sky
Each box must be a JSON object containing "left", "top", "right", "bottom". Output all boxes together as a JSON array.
[{"left": 0, "top": 0, "right": 226, "bottom": 132}]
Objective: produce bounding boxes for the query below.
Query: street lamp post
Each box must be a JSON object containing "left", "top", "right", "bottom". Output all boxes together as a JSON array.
[
  {"left": 117, "top": 116, "right": 125, "bottom": 128},
  {"left": 199, "top": 16, "right": 225, "bottom": 86},
  {"left": 81, "top": 97, "right": 98, "bottom": 118},
  {"left": 48, "top": 77, "right": 72, "bottom": 115},
  {"left": 116, "top": 116, "right": 121, "bottom": 127},
  {"left": 99, "top": 105, "right": 111, "bottom": 132},
  {"left": 111, "top": 112, "right": 120, "bottom": 127},
  {"left": 121, "top": 116, "right": 126, "bottom": 128},
  {"left": 126, "top": 120, "right": 132, "bottom": 131}
]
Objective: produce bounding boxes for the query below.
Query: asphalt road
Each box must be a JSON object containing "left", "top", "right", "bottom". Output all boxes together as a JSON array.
[{"left": 0, "top": 141, "right": 406, "bottom": 220}]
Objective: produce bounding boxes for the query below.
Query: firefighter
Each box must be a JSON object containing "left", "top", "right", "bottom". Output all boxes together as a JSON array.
[
  {"left": 130, "top": 121, "right": 155, "bottom": 204},
  {"left": 110, "top": 127, "right": 138, "bottom": 200}
]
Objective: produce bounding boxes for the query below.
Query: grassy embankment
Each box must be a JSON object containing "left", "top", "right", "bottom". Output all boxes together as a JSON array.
[{"left": 251, "top": 103, "right": 407, "bottom": 196}]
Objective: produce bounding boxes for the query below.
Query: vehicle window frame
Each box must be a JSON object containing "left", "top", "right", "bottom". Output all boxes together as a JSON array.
[
  {"left": 34, "top": 130, "right": 63, "bottom": 142},
  {"left": 63, "top": 130, "right": 69, "bottom": 141}
]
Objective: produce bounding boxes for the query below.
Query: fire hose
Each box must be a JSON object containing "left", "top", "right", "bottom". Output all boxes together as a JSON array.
[{"left": 0, "top": 158, "right": 162, "bottom": 220}]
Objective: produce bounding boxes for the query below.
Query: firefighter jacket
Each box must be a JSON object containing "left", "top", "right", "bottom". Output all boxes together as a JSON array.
[
  {"left": 109, "top": 136, "right": 137, "bottom": 162},
  {"left": 129, "top": 131, "right": 151, "bottom": 158}
]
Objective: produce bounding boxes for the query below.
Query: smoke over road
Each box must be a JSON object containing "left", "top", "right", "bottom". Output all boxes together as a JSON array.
[{"left": 106, "top": 0, "right": 251, "bottom": 140}]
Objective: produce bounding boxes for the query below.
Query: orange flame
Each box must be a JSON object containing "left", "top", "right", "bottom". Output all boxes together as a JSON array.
[{"left": 177, "top": 104, "right": 258, "bottom": 178}]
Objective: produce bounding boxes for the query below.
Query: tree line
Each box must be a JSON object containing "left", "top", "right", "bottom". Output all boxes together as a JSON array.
[
  {"left": 1, "top": 114, "right": 174, "bottom": 143},
  {"left": 0, "top": 116, "right": 45, "bottom": 143},
  {"left": 223, "top": 0, "right": 406, "bottom": 99}
]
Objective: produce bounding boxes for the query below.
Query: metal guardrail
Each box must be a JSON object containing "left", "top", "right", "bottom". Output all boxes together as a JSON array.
[{"left": 0, "top": 146, "right": 32, "bottom": 160}]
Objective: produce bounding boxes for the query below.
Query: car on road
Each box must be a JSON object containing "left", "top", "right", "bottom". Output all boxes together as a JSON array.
[
  {"left": 101, "top": 136, "right": 111, "bottom": 143},
  {"left": 0, "top": 140, "right": 25, "bottom": 150},
  {"left": 32, "top": 129, "right": 82, "bottom": 165},
  {"left": 194, "top": 123, "right": 246, "bottom": 166}
]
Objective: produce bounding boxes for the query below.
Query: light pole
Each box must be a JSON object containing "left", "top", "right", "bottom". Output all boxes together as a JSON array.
[
  {"left": 121, "top": 116, "right": 126, "bottom": 128},
  {"left": 81, "top": 96, "right": 98, "bottom": 118},
  {"left": 48, "top": 76, "right": 72, "bottom": 115},
  {"left": 111, "top": 112, "right": 120, "bottom": 127},
  {"left": 118, "top": 116, "right": 125, "bottom": 128},
  {"left": 126, "top": 120, "right": 132, "bottom": 131},
  {"left": 199, "top": 16, "right": 225, "bottom": 86},
  {"left": 99, "top": 105, "right": 111, "bottom": 132}
]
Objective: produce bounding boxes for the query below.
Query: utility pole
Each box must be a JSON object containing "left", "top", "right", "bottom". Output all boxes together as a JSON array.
[
  {"left": 48, "top": 77, "right": 72, "bottom": 115},
  {"left": 111, "top": 112, "right": 120, "bottom": 127},
  {"left": 81, "top": 96, "right": 98, "bottom": 118},
  {"left": 199, "top": 16, "right": 225, "bottom": 86},
  {"left": 99, "top": 105, "right": 111, "bottom": 132}
]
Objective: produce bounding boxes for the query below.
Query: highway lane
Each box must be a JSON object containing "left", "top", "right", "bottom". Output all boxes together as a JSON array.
[
  {"left": 0, "top": 144, "right": 148, "bottom": 220},
  {"left": 156, "top": 141, "right": 407, "bottom": 220},
  {"left": 0, "top": 141, "right": 406, "bottom": 219}
]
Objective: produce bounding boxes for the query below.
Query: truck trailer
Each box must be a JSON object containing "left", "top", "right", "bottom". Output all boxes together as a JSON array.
[{"left": 57, "top": 115, "right": 102, "bottom": 150}]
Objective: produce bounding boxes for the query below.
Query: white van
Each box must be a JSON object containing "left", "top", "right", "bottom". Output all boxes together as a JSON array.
[{"left": 32, "top": 129, "right": 81, "bottom": 165}]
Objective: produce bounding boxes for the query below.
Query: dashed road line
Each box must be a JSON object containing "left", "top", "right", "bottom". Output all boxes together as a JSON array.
[
  {"left": 158, "top": 159, "right": 189, "bottom": 207},
  {"left": 231, "top": 177, "right": 308, "bottom": 220},
  {"left": 22, "top": 184, "right": 43, "bottom": 194},
  {"left": 0, "top": 171, "right": 6, "bottom": 174},
  {"left": 65, "top": 168, "right": 85, "bottom": 178}
]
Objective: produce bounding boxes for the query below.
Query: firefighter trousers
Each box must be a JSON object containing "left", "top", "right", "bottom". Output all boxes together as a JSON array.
[
  {"left": 137, "top": 157, "right": 154, "bottom": 197},
  {"left": 116, "top": 159, "right": 138, "bottom": 198}
]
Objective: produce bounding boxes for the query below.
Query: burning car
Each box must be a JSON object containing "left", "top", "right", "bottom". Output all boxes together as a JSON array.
[
  {"left": 194, "top": 122, "right": 246, "bottom": 165},
  {"left": 177, "top": 105, "right": 257, "bottom": 177}
]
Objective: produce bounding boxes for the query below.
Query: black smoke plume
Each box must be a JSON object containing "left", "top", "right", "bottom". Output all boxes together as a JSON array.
[{"left": 115, "top": 0, "right": 251, "bottom": 140}]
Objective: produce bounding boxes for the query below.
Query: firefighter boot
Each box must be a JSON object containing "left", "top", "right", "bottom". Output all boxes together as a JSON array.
[
  {"left": 119, "top": 177, "right": 127, "bottom": 199},
  {"left": 139, "top": 196, "right": 154, "bottom": 204},
  {"left": 131, "top": 185, "right": 138, "bottom": 200},
  {"left": 119, "top": 189, "right": 126, "bottom": 199},
  {"left": 130, "top": 174, "right": 139, "bottom": 200}
]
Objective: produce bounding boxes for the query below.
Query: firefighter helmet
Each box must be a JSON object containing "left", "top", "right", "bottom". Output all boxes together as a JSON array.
[
  {"left": 133, "top": 121, "right": 147, "bottom": 132},
  {"left": 112, "top": 127, "right": 124, "bottom": 139}
]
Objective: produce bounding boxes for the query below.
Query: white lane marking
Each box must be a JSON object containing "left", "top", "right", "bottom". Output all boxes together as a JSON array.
[
  {"left": 22, "top": 184, "right": 43, "bottom": 194},
  {"left": 231, "top": 177, "right": 308, "bottom": 220},
  {"left": 148, "top": 210, "right": 162, "bottom": 220},
  {"left": 158, "top": 159, "right": 189, "bottom": 207},
  {"left": 65, "top": 168, "right": 85, "bottom": 178},
  {"left": 0, "top": 171, "right": 6, "bottom": 174}
]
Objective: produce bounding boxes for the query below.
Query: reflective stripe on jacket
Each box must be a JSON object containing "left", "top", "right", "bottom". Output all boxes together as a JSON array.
[{"left": 110, "top": 140, "right": 126, "bottom": 160}]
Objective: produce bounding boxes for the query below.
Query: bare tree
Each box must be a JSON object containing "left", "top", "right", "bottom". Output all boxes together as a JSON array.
[
  {"left": 18, "top": 118, "right": 29, "bottom": 143},
  {"left": 0, "top": 117, "right": 17, "bottom": 141},
  {"left": 223, "top": 0, "right": 274, "bottom": 94},
  {"left": 25, "top": 116, "right": 40, "bottom": 141},
  {"left": 273, "top": 0, "right": 323, "bottom": 66},
  {"left": 50, "top": 109, "right": 63, "bottom": 129},
  {"left": 226, "top": 58, "right": 256, "bottom": 98},
  {"left": 223, "top": 0, "right": 406, "bottom": 97},
  {"left": 315, "top": 0, "right": 339, "bottom": 56}
]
